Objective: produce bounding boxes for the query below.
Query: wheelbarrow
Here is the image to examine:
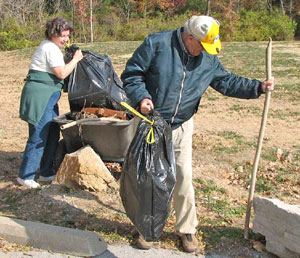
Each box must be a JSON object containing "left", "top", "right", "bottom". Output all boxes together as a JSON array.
[{"left": 53, "top": 112, "right": 138, "bottom": 163}]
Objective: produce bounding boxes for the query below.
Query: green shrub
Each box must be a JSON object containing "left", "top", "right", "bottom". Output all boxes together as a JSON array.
[
  {"left": 114, "top": 13, "right": 191, "bottom": 41},
  {"left": 0, "top": 21, "right": 35, "bottom": 51},
  {"left": 115, "top": 23, "right": 148, "bottom": 41},
  {"left": 225, "top": 9, "right": 295, "bottom": 41},
  {"left": 0, "top": 15, "right": 45, "bottom": 51},
  {"left": 0, "top": 10, "right": 297, "bottom": 51},
  {"left": 113, "top": 10, "right": 295, "bottom": 43}
]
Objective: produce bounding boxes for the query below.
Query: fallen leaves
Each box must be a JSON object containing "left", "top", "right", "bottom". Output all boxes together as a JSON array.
[
  {"left": 0, "top": 238, "right": 33, "bottom": 253},
  {"left": 251, "top": 240, "right": 266, "bottom": 252}
]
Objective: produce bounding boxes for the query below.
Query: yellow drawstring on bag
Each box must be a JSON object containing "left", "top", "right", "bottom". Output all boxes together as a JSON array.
[
  {"left": 66, "top": 40, "right": 71, "bottom": 49},
  {"left": 65, "top": 39, "right": 71, "bottom": 51},
  {"left": 120, "top": 102, "right": 155, "bottom": 144}
]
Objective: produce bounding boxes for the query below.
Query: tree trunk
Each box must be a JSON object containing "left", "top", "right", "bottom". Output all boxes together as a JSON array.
[
  {"left": 289, "top": 0, "right": 293, "bottom": 17},
  {"left": 279, "top": 0, "right": 285, "bottom": 14},
  {"left": 126, "top": 0, "right": 130, "bottom": 23},
  {"left": 144, "top": 4, "right": 147, "bottom": 27},
  {"left": 267, "top": 0, "right": 272, "bottom": 14},
  {"left": 205, "top": 0, "right": 211, "bottom": 15}
]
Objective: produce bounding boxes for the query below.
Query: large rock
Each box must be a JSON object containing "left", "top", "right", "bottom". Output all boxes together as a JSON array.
[
  {"left": 55, "top": 145, "right": 118, "bottom": 191},
  {"left": 253, "top": 196, "right": 300, "bottom": 258}
]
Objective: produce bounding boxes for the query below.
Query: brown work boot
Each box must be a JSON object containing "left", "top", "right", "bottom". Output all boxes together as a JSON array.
[
  {"left": 180, "top": 233, "right": 198, "bottom": 253},
  {"left": 136, "top": 235, "right": 153, "bottom": 250}
]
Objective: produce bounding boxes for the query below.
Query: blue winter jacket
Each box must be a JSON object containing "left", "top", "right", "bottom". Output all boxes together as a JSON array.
[{"left": 121, "top": 28, "right": 263, "bottom": 129}]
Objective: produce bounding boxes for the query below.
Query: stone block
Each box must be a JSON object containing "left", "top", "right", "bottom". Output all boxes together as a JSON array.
[{"left": 253, "top": 196, "right": 300, "bottom": 258}]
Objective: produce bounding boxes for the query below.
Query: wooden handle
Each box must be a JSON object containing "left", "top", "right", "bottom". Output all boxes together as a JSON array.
[{"left": 244, "top": 38, "right": 272, "bottom": 239}]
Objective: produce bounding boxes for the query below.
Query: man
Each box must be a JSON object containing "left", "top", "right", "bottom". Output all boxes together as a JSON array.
[{"left": 121, "top": 15, "right": 275, "bottom": 253}]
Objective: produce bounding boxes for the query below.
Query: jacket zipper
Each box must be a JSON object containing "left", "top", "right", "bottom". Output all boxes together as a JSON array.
[{"left": 171, "top": 58, "right": 189, "bottom": 123}]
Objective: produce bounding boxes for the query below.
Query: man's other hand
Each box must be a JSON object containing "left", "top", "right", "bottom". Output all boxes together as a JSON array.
[{"left": 140, "top": 98, "right": 154, "bottom": 115}]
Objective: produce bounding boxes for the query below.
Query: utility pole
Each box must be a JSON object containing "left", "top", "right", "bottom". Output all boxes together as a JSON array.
[{"left": 90, "top": 0, "right": 93, "bottom": 43}]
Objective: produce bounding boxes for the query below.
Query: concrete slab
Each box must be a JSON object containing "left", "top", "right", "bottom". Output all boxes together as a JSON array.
[
  {"left": 0, "top": 216, "right": 107, "bottom": 257},
  {"left": 0, "top": 243, "right": 215, "bottom": 258}
]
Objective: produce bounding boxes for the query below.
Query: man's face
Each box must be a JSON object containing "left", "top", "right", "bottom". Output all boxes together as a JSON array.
[{"left": 184, "top": 35, "right": 205, "bottom": 56}]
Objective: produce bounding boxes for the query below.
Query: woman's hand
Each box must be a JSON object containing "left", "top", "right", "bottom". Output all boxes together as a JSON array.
[
  {"left": 73, "top": 49, "right": 83, "bottom": 62},
  {"left": 52, "top": 49, "right": 83, "bottom": 79}
]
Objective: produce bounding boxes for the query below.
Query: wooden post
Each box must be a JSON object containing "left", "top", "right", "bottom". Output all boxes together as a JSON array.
[{"left": 244, "top": 38, "right": 272, "bottom": 239}]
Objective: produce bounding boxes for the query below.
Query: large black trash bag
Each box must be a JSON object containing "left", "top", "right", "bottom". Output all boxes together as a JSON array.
[
  {"left": 64, "top": 45, "right": 131, "bottom": 112},
  {"left": 120, "top": 110, "right": 176, "bottom": 241}
]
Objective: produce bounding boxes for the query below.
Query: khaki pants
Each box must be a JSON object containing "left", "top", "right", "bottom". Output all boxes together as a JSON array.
[{"left": 172, "top": 117, "right": 198, "bottom": 234}]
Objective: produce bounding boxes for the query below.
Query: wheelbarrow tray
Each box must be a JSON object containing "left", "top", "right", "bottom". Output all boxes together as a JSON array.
[{"left": 53, "top": 112, "right": 138, "bottom": 162}]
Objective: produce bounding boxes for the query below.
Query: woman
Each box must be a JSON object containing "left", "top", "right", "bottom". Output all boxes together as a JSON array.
[{"left": 18, "top": 17, "right": 83, "bottom": 188}]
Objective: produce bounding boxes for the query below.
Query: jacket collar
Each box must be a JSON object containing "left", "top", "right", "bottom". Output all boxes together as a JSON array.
[{"left": 177, "top": 27, "right": 189, "bottom": 54}]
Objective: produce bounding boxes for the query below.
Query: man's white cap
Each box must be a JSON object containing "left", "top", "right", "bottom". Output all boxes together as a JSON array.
[{"left": 185, "top": 15, "right": 222, "bottom": 55}]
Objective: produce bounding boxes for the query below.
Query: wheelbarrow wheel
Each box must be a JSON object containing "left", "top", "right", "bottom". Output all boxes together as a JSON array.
[{"left": 53, "top": 139, "right": 67, "bottom": 172}]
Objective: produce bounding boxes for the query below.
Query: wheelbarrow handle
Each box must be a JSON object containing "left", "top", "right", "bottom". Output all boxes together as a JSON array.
[
  {"left": 60, "top": 121, "right": 77, "bottom": 130},
  {"left": 60, "top": 117, "right": 124, "bottom": 130},
  {"left": 60, "top": 118, "right": 101, "bottom": 130}
]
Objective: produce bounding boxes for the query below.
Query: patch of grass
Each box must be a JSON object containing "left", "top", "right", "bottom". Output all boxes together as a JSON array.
[
  {"left": 230, "top": 147, "right": 300, "bottom": 198},
  {"left": 269, "top": 108, "right": 300, "bottom": 120},
  {"left": 273, "top": 54, "right": 300, "bottom": 67},
  {"left": 201, "top": 181, "right": 227, "bottom": 195},
  {"left": 103, "top": 232, "right": 133, "bottom": 242},
  {"left": 229, "top": 104, "right": 261, "bottom": 115},
  {"left": 274, "top": 69, "right": 299, "bottom": 77},
  {"left": 13, "top": 48, "right": 35, "bottom": 59},
  {"left": 261, "top": 147, "right": 277, "bottom": 162},
  {"left": 194, "top": 179, "right": 245, "bottom": 227},
  {"left": 194, "top": 178, "right": 205, "bottom": 184},
  {"left": 255, "top": 175, "right": 275, "bottom": 193},
  {"left": 206, "top": 95, "right": 220, "bottom": 101},
  {"left": 199, "top": 225, "right": 245, "bottom": 248},
  {"left": 218, "top": 131, "right": 242, "bottom": 140},
  {"left": 221, "top": 42, "right": 300, "bottom": 102},
  {"left": 214, "top": 144, "right": 239, "bottom": 154},
  {"left": 81, "top": 41, "right": 142, "bottom": 56},
  {"left": 220, "top": 42, "right": 265, "bottom": 78},
  {"left": 194, "top": 178, "right": 226, "bottom": 198},
  {"left": 213, "top": 131, "right": 257, "bottom": 154}
]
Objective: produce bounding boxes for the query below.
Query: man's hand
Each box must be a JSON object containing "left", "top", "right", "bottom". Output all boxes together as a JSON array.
[
  {"left": 140, "top": 98, "right": 154, "bottom": 115},
  {"left": 262, "top": 76, "right": 275, "bottom": 92}
]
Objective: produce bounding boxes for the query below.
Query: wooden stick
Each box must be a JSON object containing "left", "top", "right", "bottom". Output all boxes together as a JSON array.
[{"left": 244, "top": 38, "right": 272, "bottom": 239}]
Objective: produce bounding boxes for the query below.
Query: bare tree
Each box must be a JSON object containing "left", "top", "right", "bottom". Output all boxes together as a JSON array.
[
  {"left": 115, "top": 0, "right": 132, "bottom": 23},
  {"left": 1, "top": 0, "right": 35, "bottom": 25}
]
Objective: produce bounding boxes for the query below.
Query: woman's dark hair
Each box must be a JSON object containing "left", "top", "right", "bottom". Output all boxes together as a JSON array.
[{"left": 45, "top": 17, "right": 74, "bottom": 40}]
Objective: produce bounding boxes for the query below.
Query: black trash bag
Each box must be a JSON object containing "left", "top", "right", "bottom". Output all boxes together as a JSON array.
[
  {"left": 120, "top": 110, "right": 176, "bottom": 241},
  {"left": 64, "top": 45, "right": 131, "bottom": 112}
]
